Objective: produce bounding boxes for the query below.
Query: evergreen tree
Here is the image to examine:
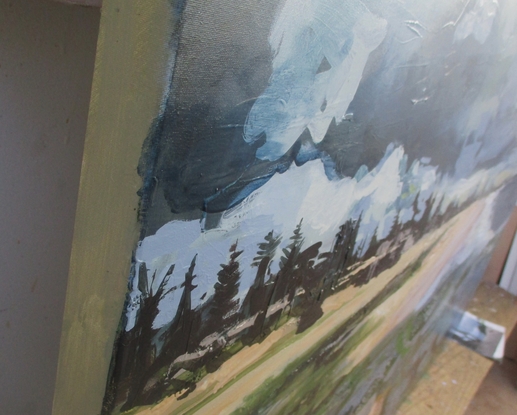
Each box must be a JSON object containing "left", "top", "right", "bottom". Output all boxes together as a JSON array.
[
  {"left": 120, "top": 262, "right": 178, "bottom": 410},
  {"left": 323, "top": 216, "right": 361, "bottom": 291},
  {"left": 132, "top": 262, "right": 176, "bottom": 370},
  {"left": 335, "top": 218, "right": 362, "bottom": 268},
  {"left": 162, "top": 254, "right": 198, "bottom": 356},
  {"left": 240, "top": 231, "right": 281, "bottom": 342},
  {"left": 294, "top": 241, "right": 322, "bottom": 302},
  {"left": 279, "top": 219, "right": 304, "bottom": 269},
  {"left": 384, "top": 211, "right": 402, "bottom": 247},
  {"left": 209, "top": 242, "right": 243, "bottom": 330},
  {"left": 271, "top": 219, "right": 305, "bottom": 304},
  {"left": 411, "top": 191, "right": 421, "bottom": 220},
  {"left": 364, "top": 228, "right": 379, "bottom": 259},
  {"left": 290, "top": 241, "right": 323, "bottom": 333},
  {"left": 429, "top": 194, "right": 444, "bottom": 228},
  {"left": 242, "top": 231, "right": 281, "bottom": 319},
  {"left": 252, "top": 230, "right": 282, "bottom": 269},
  {"left": 122, "top": 255, "right": 199, "bottom": 409}
]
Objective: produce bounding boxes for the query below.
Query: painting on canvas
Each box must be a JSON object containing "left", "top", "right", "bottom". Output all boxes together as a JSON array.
[{"left": 91, "top": 1, "right": 517, "bottom": 414}]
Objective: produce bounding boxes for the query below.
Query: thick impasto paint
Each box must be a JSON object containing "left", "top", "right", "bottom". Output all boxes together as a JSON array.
[{"left": 101, "top": 1, "right": 517, "bottom": 414}]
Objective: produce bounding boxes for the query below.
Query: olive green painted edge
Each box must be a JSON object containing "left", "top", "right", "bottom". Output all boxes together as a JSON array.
[{"left": 52, "top": 2, "right": 177, "bottom": 414}]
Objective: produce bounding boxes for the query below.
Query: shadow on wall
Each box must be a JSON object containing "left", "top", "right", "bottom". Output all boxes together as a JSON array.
[{"left": 0, "top": 1, "right": 99, "bottom": 414}]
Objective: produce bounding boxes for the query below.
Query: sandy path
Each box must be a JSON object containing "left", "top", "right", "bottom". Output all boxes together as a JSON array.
[
  {"left": 344, "top": 199, "right": 485, "bottom": 368},
  {"left": 135, "top": 200, "right": 485, "bottom": 415}
]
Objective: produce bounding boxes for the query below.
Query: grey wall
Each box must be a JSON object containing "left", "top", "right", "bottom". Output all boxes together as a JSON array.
[{"left": 0, "top": 1, "right": 99, "bottom": 414}]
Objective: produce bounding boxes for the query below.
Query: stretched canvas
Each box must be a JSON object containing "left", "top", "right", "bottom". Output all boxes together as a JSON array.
[{"left": 54, "top": 1, "right": 517, "bottom": 415}]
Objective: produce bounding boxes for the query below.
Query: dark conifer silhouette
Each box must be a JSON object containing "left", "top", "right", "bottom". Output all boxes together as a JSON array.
[
  {"left": 386, "top": 212, "right": 402, "bottom": 243},
  {"left": 160, "top": 254, "right": 198, "bottom": 358},
  {"left": 102, "top": 262, "right": 142, "bottom": 414},
  {"left": 104, "top": 183, "right": 485, "bottom": 413},
  {"left": 420, "top": 195, "right": 434, "bottom": 229},
  {"left": 208, "top": 242, "right": 243, "bottom": 330},
  {"left": 271, "top": 219, "right": 305, "bottom": 305},
  {"left": 121, "top": 262, "right": 177, "bottom": 409},
  {"left": 132, "top": 263, "right": 176, "bottom": 369},
  {"left": 293, "top": 241, "right": 323, "bottom": 332},
  {"left": 412, "top": 191, "right": 421, "bottom": 219},
  {"left": 323, "top": 217, "right": 362, "bottom": 291},
  {"left": 364, "top": 227, "right": 379, "bottom": 259},
  {"left": 279, "top": 219, "right": 304, "bottom": 269},
  {"left": 241, "top": 231, "right": 281, "bottom": 342},
  {"left": 251, "top": 230, "right": 282, "bottom": 268}
]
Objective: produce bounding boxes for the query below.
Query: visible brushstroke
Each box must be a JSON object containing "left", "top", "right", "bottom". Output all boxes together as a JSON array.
[
  {"left": 454, "top": 0, "right": 498, "bottom": 44},
  {"left": 443, "top": 0, "right": 474, "bottom": 29},
  {"left": 136, "top": 0, "right": 189, "bottom": 237},
  {"left": 104, "top": 159, "right": 506, "bottom": 412},
  {"left": 411, "top": 96, "right": 430, "bottom": 105},
  {"left": 405, "top": 20, "right": 425, "bottom": 38},
  {"left": 138, "top": 0, "right": 517, "bottom": 224},
  {"left": 244, "top": 0, "right": 387, "bottom": 160},
  {"left": 102, "top": 0, "right": 517, "bottom": 414},
  {"left": 316, "top": 56, "right": 332, "bottom": 74},
  {"left": 130, "top": 142, "right": 517, "bottom": 332}
]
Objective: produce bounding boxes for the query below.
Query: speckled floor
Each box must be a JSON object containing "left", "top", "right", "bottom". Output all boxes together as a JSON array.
[{"left": 464, "top": 358, "right": 517, "bottom": 415}]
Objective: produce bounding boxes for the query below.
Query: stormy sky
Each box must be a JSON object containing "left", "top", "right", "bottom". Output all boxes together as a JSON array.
[
  {"left": 114, "top": 0, "right": 517, "bottom": 331},
  {"left": 137, "top": 0, "right": 517, "bottom": 238}
]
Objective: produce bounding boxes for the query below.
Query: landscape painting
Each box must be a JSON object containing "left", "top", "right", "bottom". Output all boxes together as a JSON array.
[{"left": 100, "top": 0, "right": 517, "bottom": 414}]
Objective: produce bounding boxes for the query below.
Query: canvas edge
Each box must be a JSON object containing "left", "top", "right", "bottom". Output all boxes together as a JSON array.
[{"left": 51, "top": 1, "right": 178, "bottom": 414}]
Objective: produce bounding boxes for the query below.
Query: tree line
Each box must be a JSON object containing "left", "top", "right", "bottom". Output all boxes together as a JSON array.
[{"left": 102, "top": 192, "right": 469, "bottom": 414}]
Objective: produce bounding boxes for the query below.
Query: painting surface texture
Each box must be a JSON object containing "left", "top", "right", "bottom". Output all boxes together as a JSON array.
[{"left": 102, "top": 0, "right": 517, "bottom": 414}]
